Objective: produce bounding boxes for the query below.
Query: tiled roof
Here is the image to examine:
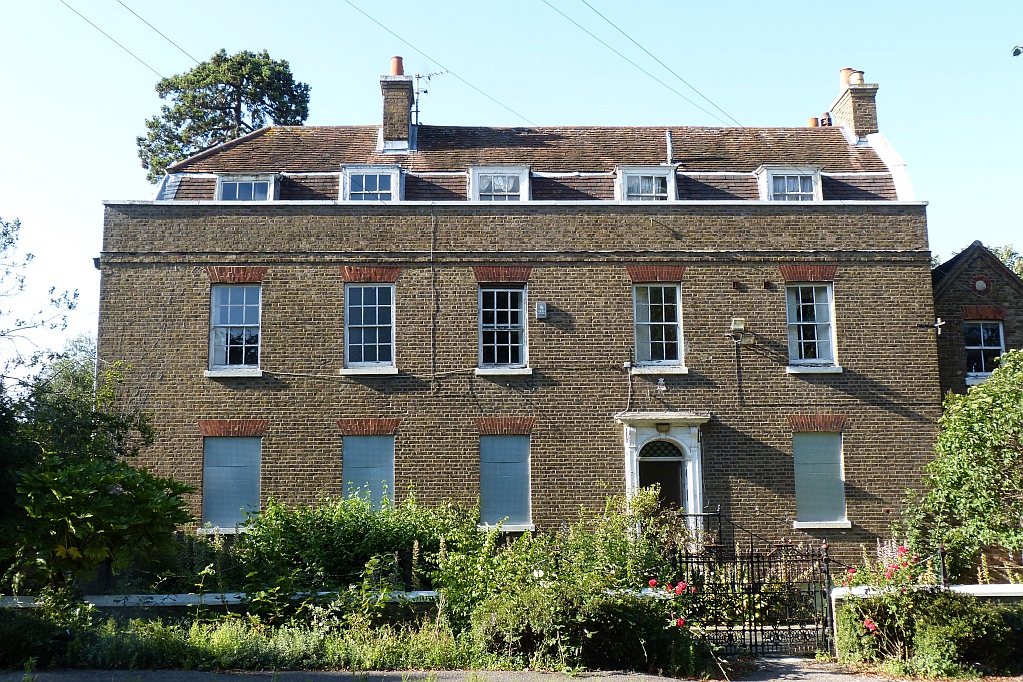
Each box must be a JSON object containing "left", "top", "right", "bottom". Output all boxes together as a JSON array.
[{"left": 168, "top": 124, "right": 890, "bottom": 175}]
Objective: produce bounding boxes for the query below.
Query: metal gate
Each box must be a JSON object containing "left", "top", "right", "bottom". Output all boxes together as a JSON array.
[{"left": 669, "top": 511, "right": 834, "bottom": 656}]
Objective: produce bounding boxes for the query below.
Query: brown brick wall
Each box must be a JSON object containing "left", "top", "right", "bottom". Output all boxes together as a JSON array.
[
  {"left": 532, "top": 176, "right": 614, "bottom": 200},
  {"left": 934, "top": 253, "right": 1023, "bottom": 395},
  {"left": 98, "top": 201, "right": 939, "bottom": 561}
]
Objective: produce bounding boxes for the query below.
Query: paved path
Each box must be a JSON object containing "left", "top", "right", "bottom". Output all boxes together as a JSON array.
[{"left": 1, "top": 658, "right": 886, "bottom": 682}]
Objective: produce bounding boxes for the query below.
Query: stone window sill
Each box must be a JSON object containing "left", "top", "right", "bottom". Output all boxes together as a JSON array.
[
  {"left": 205, "top": 368, "right": 263, "bottom": 378},
  {"left": 340, "top": 366, "right": 399, "bottom": 376},
  {"left": 792, "top": 520, "right": 852, "bottom": 530},
  {"left": 631, "top": 365, "right": 689, "bottom": 375},
  {"left": 965, "top": 373, "right": 991, "bottom": 386},
  {"left": 475, "top": 367, "right": 533, "bottom": 376},
  {"left": 786, "top": 365, "right": 843, "bottom": 374}
]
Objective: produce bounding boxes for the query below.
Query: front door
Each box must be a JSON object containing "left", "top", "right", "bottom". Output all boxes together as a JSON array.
[{"left": 637, "top": 439, "right": 687, "bottom": 510}]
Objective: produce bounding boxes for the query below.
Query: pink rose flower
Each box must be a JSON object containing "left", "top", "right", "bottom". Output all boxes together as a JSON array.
[
  {"left": 648, "top": 579, "right": 658, "bottom": 588},
  {"left": 864, "top": 616, "right": 878, "bottom": 632},
  {"left": 676, "top": 617, "right": 686, "bottom": 627}
]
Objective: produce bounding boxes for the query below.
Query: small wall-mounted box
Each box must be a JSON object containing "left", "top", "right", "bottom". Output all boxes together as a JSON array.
[{"left": 535, "top": 301, "right": 547, "bottom": 319}]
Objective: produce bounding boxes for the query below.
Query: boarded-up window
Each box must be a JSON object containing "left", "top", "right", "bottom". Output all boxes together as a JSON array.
[
  {"left": 480, "top": 435, "right": 531, "bottom": 527},
  {"left": 203, "top": 437, "right": 261, "bottom": 529},
  {"left": 793, "top": 433, "right": 846, "bottom": 523},
  {"left": 342, "top": 435, "right": 395, "bottom": 509}
]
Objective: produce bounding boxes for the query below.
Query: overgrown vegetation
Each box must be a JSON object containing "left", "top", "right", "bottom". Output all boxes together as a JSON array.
[
  {"left": 903, "top": 348, "right": 1023, "bottom": 580},
  {"left": 2, "top": 490, "right": 708, "bottom": 675},
  {"left": 1, "top": 336, "right": 192, "bottom": 593},
  {"left": 836, "top": 540, "right": 1023, "bottom": 676}
]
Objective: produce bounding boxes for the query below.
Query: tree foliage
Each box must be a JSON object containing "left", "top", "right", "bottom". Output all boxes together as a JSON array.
[
  {"left": 0, "top": 217, "right": 77, "bottom": 365},
  {"left": 905, "top": 349, "right": 1023, "bottom": 577},
  {"left": 1, "top": 337, "right": 192, "bottom": 591},
  {"left": 137, "top": 49, "right": 311, "bottom": 182},
  {"left": 989, "top": 244, "right": 1023, "bottom": 279}
]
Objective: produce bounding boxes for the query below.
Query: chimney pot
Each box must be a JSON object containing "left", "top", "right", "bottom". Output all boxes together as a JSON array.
[
  {"left": 808, "top": 117, "right": 819, "bottom": 128},
  {"left": 821, "top": 112, "right": 832, "bottom": 126},
  {"left": 840, "top": 67, "right": 856, "bottom": 90},
  {"left": 390, "top": 56, "right": 404, "bottom": 76},
  {"left": 849, "top": 70, "right": 864, "bottom": 85}
]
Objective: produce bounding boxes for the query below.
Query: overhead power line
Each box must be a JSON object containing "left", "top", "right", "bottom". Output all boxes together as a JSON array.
[
  {"left": 117, "top": 0, "right": 200, "bottom": 65},
  {"left": 341, "top": 0, "right": 537, "bottom": 126},
  {"left": 541, "top": 0, "right": 729, "bottom": 125},
  {"left": 576, "top": 0, "right": 743, "bottom": 127},
  {"left": 59, "top": 0, "right": 164, "bottom": 79}
]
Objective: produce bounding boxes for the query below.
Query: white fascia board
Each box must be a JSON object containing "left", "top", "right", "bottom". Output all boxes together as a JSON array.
[
  {"left": 103, "top": 199, "right": 930, "bottom": 207},
  {"left": 866, "top": 133, "right": 916, "bottom": 201}
]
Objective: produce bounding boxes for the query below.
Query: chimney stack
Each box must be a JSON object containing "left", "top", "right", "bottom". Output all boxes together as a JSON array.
[
  {"left": 380, "top": 56, "right": 413, "bottom": 152},
  {"left": 829, "top": 67, "right": 879, "bottom": 140}
]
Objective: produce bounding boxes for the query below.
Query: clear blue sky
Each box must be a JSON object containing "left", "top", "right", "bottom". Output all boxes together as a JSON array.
[{"left": 1, "top": 0, "right": 1021, "bottom": 359}]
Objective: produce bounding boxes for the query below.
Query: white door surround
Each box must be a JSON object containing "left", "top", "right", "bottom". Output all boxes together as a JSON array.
[{"left": 616, "top": 411, "right": 711, "bottom": 514}]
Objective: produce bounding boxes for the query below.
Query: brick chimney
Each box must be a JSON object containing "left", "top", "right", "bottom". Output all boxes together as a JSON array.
[
  {"left": 829, "top": 68, "right": 879, "bottom": 140},
  {"left": 380, "top": 56, "right": 414, "bottom": 152}
]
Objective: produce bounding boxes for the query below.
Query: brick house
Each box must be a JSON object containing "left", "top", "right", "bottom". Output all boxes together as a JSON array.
[
  {"left": 932, "top": 241, "right": 1023, "bottom": 396},
  {"left": 97, "top": 61, "right": 943, "bottom": 557}
]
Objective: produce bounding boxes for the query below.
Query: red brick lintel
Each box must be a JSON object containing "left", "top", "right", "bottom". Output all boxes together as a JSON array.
[
  {"left": 205, "top": 266, "right": 268, "bottom": 283},
  {"left": 626, "top": 265, "right": 687, "bottom": 283},
  {"left": 475, "top": 417, "right": 536, "bottom": 435},
  {"left": 340, "top": 266, "right": 402, "bottom": 283},
  {"left": 337, "top": 418, "right": 401, "bottom": 436},
  {"left": 961, "top": 305, "right": 1004, "bottom": 321},
  {"left": 787, "top": 414, "right": 847, "bottom": 433},
  {"left": 778, "top": 264, "right": 838, "bottom": 283},
  {"left": 198, "top": 419, "right": 269, "bottom": 437},
  {"left": 473, "top": 266, "right": 532, "bottom": 283}
]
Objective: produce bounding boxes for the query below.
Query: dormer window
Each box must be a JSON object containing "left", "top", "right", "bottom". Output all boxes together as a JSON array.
[
  {"left": 616, "top": 166, "right": 677, "bottom": 201},
  {"left": 470, "top": 166, "right": 530, "bottom": 202},
  {"left": 341, "top": 165, "right": 402, "bottom": 201},
  {"left": 755, "top": 166, "right": 822, "bottom": 202},
  {"left": 217, "top": 176, "right": 275, "bottom": 201}
]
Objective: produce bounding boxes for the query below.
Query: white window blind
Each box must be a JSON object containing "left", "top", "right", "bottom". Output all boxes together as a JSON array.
[
  {"left": 793, "top": 433, "right": 846, "bottom": 523},
  {"left": 479, "top": 435, "right": 531, "bottom": 527},
  {"left": 203, "top": 437, "right": 261, "bottom": 529},
  {"left": 342, "top": 435, "right": 395, "bottom": 509}
]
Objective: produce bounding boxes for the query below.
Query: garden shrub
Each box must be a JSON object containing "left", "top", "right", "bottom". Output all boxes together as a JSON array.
[{"left": 0, "top": 607, "right": 67, "bottom": 667}]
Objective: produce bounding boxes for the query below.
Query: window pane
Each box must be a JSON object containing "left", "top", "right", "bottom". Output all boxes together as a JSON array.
[
  {"left": 966, "top": 348, "right": 984, "bottom": 373},
  {"left": 351, "top": 175, "right": 365, "bottom": 193},
  {"left": 222, "top": 183, "right": 238, "bottom": 200},
  {"left": 238, "top": 183, "right": 253, "bottom": 201},
  {"left": 253, "top": 182, "right": 269, "bottom": 201},
  {"left": 981, "top": 323, "right": 1001, "bottom": 347},
  {"left": 963, "top": 323, "right": 982, "bottom": 346}
]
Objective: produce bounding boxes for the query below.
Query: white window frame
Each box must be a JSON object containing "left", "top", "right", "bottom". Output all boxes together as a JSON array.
[
  {"left": 216, "top": 174, "right": 277, "bottom": 201},
  {"left": 469, "top": 165, "right": 530, "bottom": 202},
  {"left": 206, "top": 284, "right": 263, "bottom": 378},
  {"left": 477, "top": 285, "right": 530, "bottom": 375},
  {"left": 791, "top": 432, "right": 851, "bottom": 529},
  {"left": 615, "top": 165, "right": 678, "bottom": 201},
  {"left": 340, "top": 164, "right": 402, "bottom": 201},
  {"left": 755, "top": 165, "right": 823, "bottom": 202},
  {"left": 964, "top": 320, "right": 1005, "bottom": 385},
  {"left": 785, "top": 283, "right": 841, "bottom": 373},
  {"left": 632, "top": 283, "right": 686, "bottom": 372},
  {"left": 342, "top": 283, "right": 397, "bottom": 375}
]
